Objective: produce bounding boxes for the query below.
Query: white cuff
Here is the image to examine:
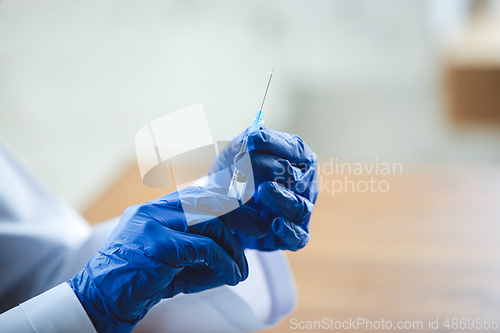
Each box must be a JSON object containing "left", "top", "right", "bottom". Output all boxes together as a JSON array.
[{"left": 0, "top": 283, "right": 97, "bottom": 333}]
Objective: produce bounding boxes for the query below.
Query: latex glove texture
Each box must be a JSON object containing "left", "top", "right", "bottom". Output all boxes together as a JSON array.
[
  {"left": 209, "top": 127, "right": 318, "bottom": 251},
  {"left": 69, "top": 189, "right": 248, "bottom": 333}
]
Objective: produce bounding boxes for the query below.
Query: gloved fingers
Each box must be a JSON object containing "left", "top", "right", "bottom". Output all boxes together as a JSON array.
[
  {"left": 167, "top": 263, "right": 224, "bottom": 297},
  {"left": 247, "top": 128, "right": 317, "bottom": 166},
  {"left": 214, "top": 128, "right": 316, "bottom": 176},
  {"left": 168, "top": 186, "right": 239, "bottom": 219},
  {"left": 219, "top": 204, "right": 268, "bottom": 238},
  {"left": 258, "top": 181, "right": 314, "bottom": 223},
  {"left": 189, "top": 218, "right": 248, "bottom": 280},
  {"left": 149, "top": 231, "right": 243, "bottom": 286},
  {"left": 179, "top": 232, "right": 243, "bottom": 286},
  {"left": 246, "top": 152, "right": 316, "bottom": 189},
  {"left": 125, "top": 201, "right": 188, "bottom": 232},
  {"left": 271, "top": 216, "right": 310, "bottom": 251}
]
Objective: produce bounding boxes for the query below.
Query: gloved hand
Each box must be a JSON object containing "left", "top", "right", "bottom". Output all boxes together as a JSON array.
[
  {"left": 69, "top": 189, "right": 248, "bottom": 333},
  {"left": 208, "top": 127, "right": 318, "bottom": 251}
]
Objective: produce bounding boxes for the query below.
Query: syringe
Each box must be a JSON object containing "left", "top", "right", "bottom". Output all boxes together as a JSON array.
[{"left": 227, "top": 69, "right": 274, "bottom": 202}]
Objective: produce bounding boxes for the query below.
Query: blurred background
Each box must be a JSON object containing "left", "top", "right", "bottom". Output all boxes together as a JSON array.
[
  {"left": 2, "top": 0, "right": 500, "bottom": 209},
  {"left": 2, "top": 1, "right": 500, "bottom": 331}
]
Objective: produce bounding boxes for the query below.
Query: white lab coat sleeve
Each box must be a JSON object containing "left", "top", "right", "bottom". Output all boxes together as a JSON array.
[
  {"left": 0, "top": 283, "right": 97, "bottom": 333},
  {"left": 0, "top": 143, "right": 92, "bottom": 311},
  {"left": 0, "top": 142, "right": 298, "bottom": 332}
]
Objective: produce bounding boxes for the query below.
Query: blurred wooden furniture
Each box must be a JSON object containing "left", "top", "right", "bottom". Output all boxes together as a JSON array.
[
  {"left": 446, "top": 5, "right": 500, "bottom": 124},
  {"left": 447, "top": 65, "right": 500, "bottom": 123},
  {"left": 83, "top": 165, "right": 500, "bottom": 332}
]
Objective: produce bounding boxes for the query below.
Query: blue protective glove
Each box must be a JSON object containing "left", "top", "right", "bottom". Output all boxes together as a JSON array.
[
  {"left": 209, "top": 127, "right": 318, "bottom": 251},
  {"left": 69, "top": 189, "right": 248, "bottom": 333}
]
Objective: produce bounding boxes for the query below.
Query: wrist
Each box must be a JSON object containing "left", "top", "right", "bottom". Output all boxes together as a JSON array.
[{"left": 69, "top": 268, "right": 136, "bottom": 333}]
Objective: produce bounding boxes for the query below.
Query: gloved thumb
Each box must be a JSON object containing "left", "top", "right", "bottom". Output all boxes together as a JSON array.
[{"left": 271, "top": 217, "right": 309, "bottom": 251}]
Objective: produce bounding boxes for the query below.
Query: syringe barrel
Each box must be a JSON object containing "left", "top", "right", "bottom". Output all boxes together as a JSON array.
[
  {"left": 228, "top": 169, "right": 248, "bottom": 202},
  {"left": 227, "top": 109, "right": 264, "bottom": 201}
]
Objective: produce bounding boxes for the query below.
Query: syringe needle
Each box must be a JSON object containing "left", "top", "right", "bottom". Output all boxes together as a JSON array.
[
  {"left": 228, "top": 69, "right": 275, "bottom": 202},
  {"left": 259, "top": 69, "right": 274, "bottom": 111}
]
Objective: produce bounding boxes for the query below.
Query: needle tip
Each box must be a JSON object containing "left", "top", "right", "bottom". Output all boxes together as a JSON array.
[{"left": 269, "top": 69, "right": 274, "bottom": 74}]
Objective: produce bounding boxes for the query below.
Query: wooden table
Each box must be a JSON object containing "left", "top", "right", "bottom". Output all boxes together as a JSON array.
[{"left": 83, "top": 165, "right": 500, "bottom": 332}]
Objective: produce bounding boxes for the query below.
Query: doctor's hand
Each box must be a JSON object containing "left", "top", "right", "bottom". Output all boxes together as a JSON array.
[
  {"left": 209, "top": 127, "right": 318, "bottom": 252},
  {"left": 69, "top": 189, "right": 248, "bottom": 333}
]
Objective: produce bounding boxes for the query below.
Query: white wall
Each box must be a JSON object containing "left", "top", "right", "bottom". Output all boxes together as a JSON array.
[{"left": 1, "top": 0, "right": 499, "bottom": 209}]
